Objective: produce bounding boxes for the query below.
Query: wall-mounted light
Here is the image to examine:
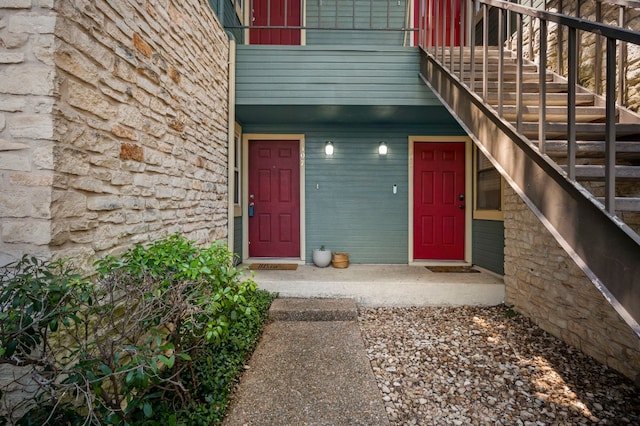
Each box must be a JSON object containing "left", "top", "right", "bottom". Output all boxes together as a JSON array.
[
  {"left": 378, "top": 141, "right": 388, "bottom": 155},
  {"left": 325, "top": 141, "right": 334, "bottom": 156}
]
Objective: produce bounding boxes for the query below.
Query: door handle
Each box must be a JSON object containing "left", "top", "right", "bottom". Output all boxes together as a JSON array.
[{"left": 459, "top": 204, "right": 465, "bottom": 210}]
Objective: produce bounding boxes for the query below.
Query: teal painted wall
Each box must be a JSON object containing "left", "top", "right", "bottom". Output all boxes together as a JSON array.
[
  {"left": 235, "top": 46, "right": 439, "bottom": 106},
  {"left": 472, "top": 219, "right": 504, "bottom": 274},
  {"left": 242, "top": 122, "right": 466, "bottom": 264},
  {"left": 209, "top": 0, "right": 244, "bottom": 42},
  {"left": 305, "top": 0, "right": 410, "bottom": 46}
]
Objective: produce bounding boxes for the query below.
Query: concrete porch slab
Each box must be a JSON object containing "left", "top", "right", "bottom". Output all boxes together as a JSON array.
[{"left": 242, "top": 264, "right": 505, "bottom": 306}]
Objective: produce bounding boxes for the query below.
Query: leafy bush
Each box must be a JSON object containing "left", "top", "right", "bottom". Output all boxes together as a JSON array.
[{"left": 0, "top": 235, "right": 275, "bottom": 425}]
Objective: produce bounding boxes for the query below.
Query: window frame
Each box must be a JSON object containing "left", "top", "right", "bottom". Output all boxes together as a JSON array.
[{"left": 473, "top": 146, "right": 504, "bottom": 221}]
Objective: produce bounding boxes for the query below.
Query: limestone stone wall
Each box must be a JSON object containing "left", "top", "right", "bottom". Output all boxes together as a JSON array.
[
  {"left": 0, "top": 0, "right": 230, "bottom": 269},
  {"left": 503, "top": 184, "right": 640, "bottom": 381},
  {"left": 0, "top": 0, "right": 57, "bottom": 266}
]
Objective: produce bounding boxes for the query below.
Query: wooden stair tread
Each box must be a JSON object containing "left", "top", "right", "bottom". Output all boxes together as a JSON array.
[
  {"left": 560, "top": 164, "right": 640, "bottom": 179},
  {"left": 543, "top": 140, "right": 640, "bottom": 154},
  {"left": 520, "top": 123, "right": 640, "bottom": 140},
  {"left": 502, "top": 106, "right": 609, "bottom": 123},
  {"left": 486, "top": 92, "right": 595, "bottom": 106}
]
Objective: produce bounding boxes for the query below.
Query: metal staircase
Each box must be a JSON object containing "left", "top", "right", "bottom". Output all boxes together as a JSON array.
[{"left": 418, "top": 0, "right": 640, "bottom": 336}]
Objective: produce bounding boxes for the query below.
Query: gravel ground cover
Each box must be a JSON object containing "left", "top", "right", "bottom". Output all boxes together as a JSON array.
[{"left": 358, "top": 306, "right": 639, "bottom": 425}]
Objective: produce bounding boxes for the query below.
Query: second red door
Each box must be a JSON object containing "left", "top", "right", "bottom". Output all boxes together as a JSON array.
[{"left": 413, "top": 142, "right": 466, "bottom": 260}]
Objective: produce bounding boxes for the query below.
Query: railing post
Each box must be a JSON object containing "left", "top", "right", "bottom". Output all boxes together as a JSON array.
[
  {"left": 440, "top": 0, "right": 446, "bottom": 63},
  {"left": 557, "top": 0, "right": 564, "bottom": 76},
  {"left": 498, "top": 7, "right": 505, "bottom": 117},
  {"left": 567, "top": 26, "right": 577, "bottom": 180},
  {"left": 618, "top": 6, "right": 627, "bottom": 107},
  {"left": 459, "top": 0, "right": 465, "bottom": 78},
  {"left": 482, "top": 3, "right": 489, "bottom": 100},
  {"left": 450, "top": 0, "right": 455, "bottom": 71},
  {"left": 605, "top": 36, "right": 617, "bottom": 214},
  {"left": 595, "top": 0, "right": 603, "bottom": 95},
  {"left": 516, "top": 12, "right": 523, "bottom": 133},
  {"left": 539, "top": 18, "right": 547, "bottom": 154},
  {"left": 469, "top": 0, "right": 476, "bottom": 92}
]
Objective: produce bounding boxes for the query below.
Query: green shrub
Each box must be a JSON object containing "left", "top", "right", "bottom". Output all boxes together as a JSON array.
[{"left": 0, "top": 235, "right": 275, "bottom": 425}]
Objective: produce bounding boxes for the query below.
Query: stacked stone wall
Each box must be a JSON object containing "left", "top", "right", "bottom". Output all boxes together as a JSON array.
[
  {"left": 503, "top": 185, "right": 640, "bottom": 381},
  {"left": 0, "top": 0, "right": 230, "bottom": 269},
  {"left": 0, "top": 0, "right": 57, "bottom": 266}
]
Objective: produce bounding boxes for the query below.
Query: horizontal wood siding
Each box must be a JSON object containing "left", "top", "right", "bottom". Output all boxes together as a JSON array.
[
  {"left": 208, "top": 0, "right": 244, "bottom": 42},
  {"left": 243, "top": 122, "right": 466, "bottom": 263},
  {"left": 472, "top": 219, "right": 504, "bottom": 275},
  {"left": 235, "top": 46, "right": 440, "bottom": 106},
  {"left": 305, "top": 0, "right": 409, "bottom": 45}
]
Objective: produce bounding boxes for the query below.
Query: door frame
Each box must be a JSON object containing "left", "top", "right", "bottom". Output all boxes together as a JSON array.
[
  {"left": 408, "top": 136, "right": 472, "bottom": 265},
  {"left": 242, "top": 134, "right": 306, "bottom": 263}
]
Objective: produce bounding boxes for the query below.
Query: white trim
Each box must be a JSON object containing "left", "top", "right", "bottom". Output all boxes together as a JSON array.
[
  {"left": 408, "top": 136, "right": 473, "bottom": 265},
  {"left": 242, "top": 134, "right": 306, "bottom": 263},
  {"left": 227, "top": 39, "right": 237, "bottom": 251}
]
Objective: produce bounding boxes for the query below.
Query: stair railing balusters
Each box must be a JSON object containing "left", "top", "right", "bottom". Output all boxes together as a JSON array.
[
  {"left": 450, "top": 0, "right": 455, "bottom": 71},
  {"left": 557, "top": 0, "right": 564, "bottom": 76},
  {"left": 605, "top": 36, "right": 618, "bottom": 214},
  {"left": 539, "top": 19, "right": 548, "bottom": 154},
  {"left": 618, "top": 6, "right": 626, "bottom": 107},
  {"left": 516, "top": 12, "right": 523, "bottom": 133},
  {"left": 567, "top": 26, "right": 578, "bottom": 181},
  {"left": 483, "top": 3, "right": 489, "bottom": 100},
  {"left": 469, "top": 0, "right": 476, "bottom": 92},
  {"left": 441, "top": 0, "right": 446, "bottom": 64},
  {"left": 459, "top": 0, "right": 465, "bottom": 79},
  {"left": 528, "top": 0, "right": 534, "bottom": 60},
  {"left": 498, "top": 7, "right": 505, "bottom": 117},
  {"left": 595, "top": 1, "right": 603, "bottom": 96}
]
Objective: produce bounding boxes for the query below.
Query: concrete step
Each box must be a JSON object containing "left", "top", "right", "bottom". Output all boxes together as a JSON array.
[{"left": 269, "top": 298, "right": 358, "bottom": 321}]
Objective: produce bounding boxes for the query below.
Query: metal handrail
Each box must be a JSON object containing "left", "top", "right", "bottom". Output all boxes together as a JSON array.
[{"left": 419, "top": 0, "right": 640, "bottom": 215}]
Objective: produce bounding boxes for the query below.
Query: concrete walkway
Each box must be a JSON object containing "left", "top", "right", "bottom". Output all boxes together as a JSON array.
[
  {"left": 245, "top": 264, "right": 505, "bottom": 306},
  {"left": 223, "top": 298, "right": 389, "bottom": 426}
]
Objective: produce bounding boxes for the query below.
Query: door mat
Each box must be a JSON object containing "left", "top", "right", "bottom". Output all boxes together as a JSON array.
[
  {"left": 249, "top": 263, "right": 298, "bottom": 271},
  {"left": 426, "top": 266, "right": 480, "bottom": 273}
]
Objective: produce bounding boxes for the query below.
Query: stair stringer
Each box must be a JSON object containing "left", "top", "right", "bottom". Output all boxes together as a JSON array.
[{"left": 419, "top": 50, "right": 640, "bottom": 338}]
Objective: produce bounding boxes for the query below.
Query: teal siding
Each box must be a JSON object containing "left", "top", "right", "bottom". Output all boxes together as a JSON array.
[
  {"left": 305, "top": 0, "right": 410, "bottom": 46},
  {"left": 472, "top": 219, "right": 504, "bottom": 275},
  {"left": 208, "top": 0, "right": 244, "bottom": 42},
  {"left": 235, "top": 46, "right": 439, "bottom": 106},
  {"left": 242, "top": 123, "right": 466, "bottom": 264}
]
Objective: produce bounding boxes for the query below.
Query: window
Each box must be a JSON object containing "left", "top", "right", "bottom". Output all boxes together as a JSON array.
[{"left": 474, "top": 148, "right": 503, "bottom": 220}]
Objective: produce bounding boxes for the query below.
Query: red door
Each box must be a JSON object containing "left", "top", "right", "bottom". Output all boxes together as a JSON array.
[
  {"left": 416, "top": 0, "right": 464, "bottom": 48},
  {"left": 250, "top": 0, "right": 301, "bottom": 45},
  {"left": 248, "top": 140, "right": 300, "bottom": 258},
  {"left": 413, "top": 142, "right": 465, "bottom": 260}
]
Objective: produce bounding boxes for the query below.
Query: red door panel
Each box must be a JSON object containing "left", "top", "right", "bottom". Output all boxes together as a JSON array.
[
  {"left": 417, "top": 0, "right": 464, "bottom": 48},
  {"left": 249, "top": 140, "right": 300, "bottom": 257},
  {"left": 250, "top": 0, "right": 301, "bottom": 45},
  {"left": 413, "top": 142, "right": 465, "bottom": 260}
]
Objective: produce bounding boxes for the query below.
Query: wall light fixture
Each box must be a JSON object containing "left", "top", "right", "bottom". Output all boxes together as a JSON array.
[
  {"left": 378, "top": 141, "right": 388, "bottom": 155},
  {"left": 325, "top": 141, "right": 334, "bottom": 156}
]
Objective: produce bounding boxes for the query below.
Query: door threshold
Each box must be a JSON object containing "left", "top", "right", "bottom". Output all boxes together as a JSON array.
[{"left": 245, "top": 258, "right": 305, "bottom": 265}]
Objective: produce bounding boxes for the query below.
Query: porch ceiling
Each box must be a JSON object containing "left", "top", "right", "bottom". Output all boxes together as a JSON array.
[{"left": 235, "top": 104, "right": 458, "bottom": 126}]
